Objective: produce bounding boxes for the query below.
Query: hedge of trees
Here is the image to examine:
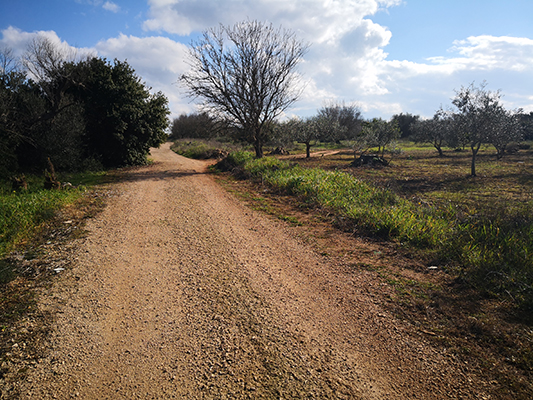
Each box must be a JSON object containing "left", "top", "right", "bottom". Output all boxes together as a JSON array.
[{"left": 0, "top": 37, "right": 170, "bottom": 178}]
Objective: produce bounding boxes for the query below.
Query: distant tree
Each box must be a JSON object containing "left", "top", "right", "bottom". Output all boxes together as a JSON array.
[
  {"left": 518, "top": 112, "right": 533, "bottom": 141},
  {"left": 360, "top": 118, "right": 400, "bottom": 158},
  {"left": 284, "top": 116, "right": 345, "bottom": 158},
  {"left": 451, "top": 82, "right": 504, "bottom": 176},
  {"left": 391, "top": 112, "right": 420, "bottom": 138},
  {"left": 317, "top": 101, "right": 363, "bottom": 142},
  {"left": 179, "top": 20, "right": 309, "bottom": 158},
  {"left": 488, "top": 108, "right": 524, "bottom": 159},
  {"left": 170, "top": 112, "right": 215, "bottom": 139},
  {"left": 412, "top": 108, "right": 452, "bottom": 156}
]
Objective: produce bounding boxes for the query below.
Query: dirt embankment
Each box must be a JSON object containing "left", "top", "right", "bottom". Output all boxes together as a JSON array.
[{"left": 14, "top": 143, "right": 490, "bottom": 399}]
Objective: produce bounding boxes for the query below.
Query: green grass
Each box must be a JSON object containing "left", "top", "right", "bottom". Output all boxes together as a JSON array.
[
  {"left": 0, "top": 171, "right": 107, "bottom": 258},
  {"left": 220, "top": 151, "right": 533, "bottom": 310}
]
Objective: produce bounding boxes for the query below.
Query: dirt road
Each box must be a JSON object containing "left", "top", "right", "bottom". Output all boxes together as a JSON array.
[{"left": 18, "top": 143, "right": 487, "bottom": 399}]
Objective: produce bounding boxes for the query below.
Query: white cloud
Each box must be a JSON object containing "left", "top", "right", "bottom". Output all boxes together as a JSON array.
[
  {"left": 429, "top": 36, "right": 533, "bottom": 73},
  {"left": 139, "top": 0, "right": 533, "bottom": 117},
  {"left": 0, "top": 27, "right": 192, "bottom": 117},
  {"left": 0, "top": 26, "right": 96, "bottom": 60},
  {"left": 95, "top": 34, "right": 193, "bottom": 116},
  {"left": 372, "top": 35, "right": 533, "bottom": 117},
  {"left": 143, "top": 0, "right": 401, "bottom": 39},
  {"left": 102, "top": 1, "right": 120, "bottom": 13},
  {"left": 140, "top": 0, "right": 404, "bottom": 116}
]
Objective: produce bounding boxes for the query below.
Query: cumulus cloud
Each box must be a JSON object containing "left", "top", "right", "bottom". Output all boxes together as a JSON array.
[
  {"left": 0, "top": 26, "right": 96, "bottom": 60},
  {"left": 140, "top": 0, "right": 404, "bottom": 116},
  {"left": 373, "top": 35, "right": 533, "bottom": 116},
  {"left": 95, "top": 34, "right": 193, "bottom": 116},
  {"left": 102, "top": 1, "right": 120, "bottom": 13},
  {"left": 429, "top": 36, "right": 533, "bottom": 72}
]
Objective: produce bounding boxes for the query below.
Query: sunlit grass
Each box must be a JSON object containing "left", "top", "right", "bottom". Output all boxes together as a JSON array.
[
  {"left": 221, "top": 144, "right": 533, "bottom": 309},
  {"left": 0, "top": 171, "right": 107, "bottom": 257},
  {"left": 171, "top": 139, "right": 243, "bottom": 159}
]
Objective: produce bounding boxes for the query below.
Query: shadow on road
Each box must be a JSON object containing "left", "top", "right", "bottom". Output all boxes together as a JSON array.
[{"left": 109, "top": 161, "right": 208, "bottom": 184}]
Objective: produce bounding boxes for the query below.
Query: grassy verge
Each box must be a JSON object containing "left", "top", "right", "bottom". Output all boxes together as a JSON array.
[
  {"left": 0, "top": 170, "right": 109, "bottom": 396},
  {"left": 215, "top": 147, "right": 533, "bottom": 397},
  {"left": 0, "top": 172, "right": 107, "bottom": 259},
  {"left": 218, "top": 150, "right": 533, "bottom": 311}
]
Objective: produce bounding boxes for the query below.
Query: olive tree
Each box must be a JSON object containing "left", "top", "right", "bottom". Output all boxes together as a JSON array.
[
  {"left": 317, "top": 101, "right": 363, "bottom": 142},
  {"left": 179, "top": 20, "right": 309, "bottom": 158},
  {"left": 451, "top": 82, "right": 504, "bottom": 176},
  {"left": 412, "top": 108, "right": 453, "bottom": 157},
  {"left": 284, "top": 116, "right": 345, "bottom": 158},
  {"left": 488, "top": 107, "right": 523, "bottom": 159},
  {"left": 361, "top": 118, "right": 400, "bottom": 158}
]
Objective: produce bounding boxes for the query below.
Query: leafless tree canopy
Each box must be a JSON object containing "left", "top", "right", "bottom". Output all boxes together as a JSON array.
[
  {"left": 179, "top": 20, "right": 309, "bottom": 157},
  {"left": 22, "top": 37, "right": 76, "bottom": 82}
]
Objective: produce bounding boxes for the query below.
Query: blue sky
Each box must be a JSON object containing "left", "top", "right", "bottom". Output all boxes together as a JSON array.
[{"left": 2, "top": 0, "right": 532, "bottom": 120}]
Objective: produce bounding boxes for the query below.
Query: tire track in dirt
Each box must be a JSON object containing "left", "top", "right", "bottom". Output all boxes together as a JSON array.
[{"left": 18, "top": 143, "right": 486, "bottom": 399}]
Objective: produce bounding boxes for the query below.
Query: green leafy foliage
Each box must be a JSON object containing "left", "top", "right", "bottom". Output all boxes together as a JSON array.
[
  {"left": 80, "top": 58, "right": 170, "bottom": 168},
  {"left": 1, "top": 42, "right": 170, "bottom": 176}
]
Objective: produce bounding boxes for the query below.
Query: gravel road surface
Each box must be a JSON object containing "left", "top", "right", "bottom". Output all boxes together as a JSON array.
[{"left": 19, "top": 143, "right": 485, "bottom": 399}]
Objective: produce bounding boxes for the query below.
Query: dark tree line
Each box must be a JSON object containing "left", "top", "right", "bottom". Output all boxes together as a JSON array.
[
  {"left": 0, "top": 38, "right": 169, "bottom": 177},
  {"left": 169, "top": 112, "right": 216, "bottom": 140}
]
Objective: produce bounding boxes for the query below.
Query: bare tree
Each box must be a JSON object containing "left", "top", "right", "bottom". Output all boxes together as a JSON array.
[
  {"left": 179, "top": 20, "right": 309, "bottom": 158},
  {"left": 23, "top": 36, "right": 73, "bottom": 82},
  {"left": 22, "top": 36, "right": 93, "bottom": 119},
  {"left": 0, "top": 46, "right": 19, "bottom": 78}
]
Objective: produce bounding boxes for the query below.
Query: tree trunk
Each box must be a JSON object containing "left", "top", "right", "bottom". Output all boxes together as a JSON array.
[
  {"left": 253, "top": 127, "right": 264, "bottom": 158},
  {"left": 254, "top": 142, "right": 263, "bottom": 158},
  {"left": 253, "top": 138, "right": 263, "bottom": 158},
  {"left": 306, "top": 143, "right": 311, "bottom": 158},
  {"left": 470, "top": 144, "right": 480, "bottom": 176}
]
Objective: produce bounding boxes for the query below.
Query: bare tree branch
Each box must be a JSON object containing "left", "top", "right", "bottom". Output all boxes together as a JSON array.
[{"left": 179, "top": 20, "right": 309, "bottom": 157}]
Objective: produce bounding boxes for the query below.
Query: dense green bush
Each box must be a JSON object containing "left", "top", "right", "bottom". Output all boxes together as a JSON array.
[{"left": 1, "top": 42, "right": 170, "bottom": 176}]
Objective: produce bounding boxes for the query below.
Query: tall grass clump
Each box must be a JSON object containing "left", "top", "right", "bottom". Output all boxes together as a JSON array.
[
  {"left": 171, "top": 141, "right": 213, "bottom": 159},
  {"left": 450, "top": 205, "right": 533, "bottom": 309},
  {"left": 238, "top": 156, "right": 451, "bottom": 247}
]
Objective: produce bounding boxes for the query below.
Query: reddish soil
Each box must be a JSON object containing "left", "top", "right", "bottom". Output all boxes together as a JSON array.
[{"left": 11, "top": 143, "right": 497, "bottom": 399}]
